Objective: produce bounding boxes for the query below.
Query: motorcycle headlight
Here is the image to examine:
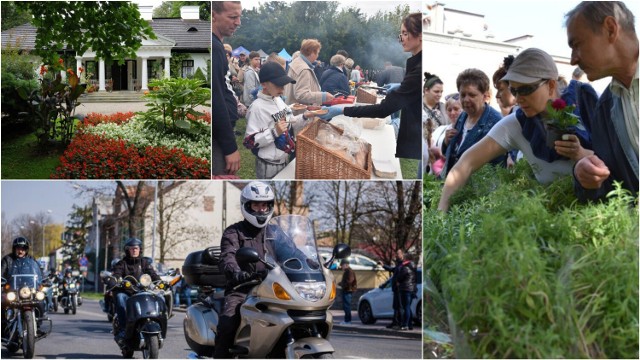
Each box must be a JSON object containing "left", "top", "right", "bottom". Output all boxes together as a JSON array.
[
  {"left": 292, "top": 282, "right": 326, "bottom": 302},
  {"left": 35, "top": 291, "right": 45, "bottom": 301},
  {"left": 69, "top": 283, "right": 76, "bottom": 289},
  {"left": 139, "top": 274, "right": 152, "bottom": 287},
  {"left": 19, "top": 287, "right": 31, "bottom": 299},
  {"left": 7, "top": 292, "right": 17, "bottom": 301}
]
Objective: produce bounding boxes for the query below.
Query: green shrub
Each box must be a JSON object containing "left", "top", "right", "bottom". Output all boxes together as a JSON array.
[
  {"left": 424, "top": 164, "right": 638, "bottom": 358},
  {"left": 1, "top": 44, "right": 38, "bottom": 121}
]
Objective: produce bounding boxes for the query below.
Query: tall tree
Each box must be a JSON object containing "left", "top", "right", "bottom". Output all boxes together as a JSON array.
[
  {"left": 63, "top": 204, "right": 92, "bottom": 266},
  {"left": 316, "top": 181, "right": 369, "bottom": 247},
  {"left": 1, "top": 1, "right": 31, "bottom": 31},
  {"left": 115, "top": 181, "right": 149, "bottom": 239},
  {"left": 20, "top": 1, "right": 156, "bottom": 65},
  {"left": 153, "top": 1, "right": 211, "bottom": 20}
]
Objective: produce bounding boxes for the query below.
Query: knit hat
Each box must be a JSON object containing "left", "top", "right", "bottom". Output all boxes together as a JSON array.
[
  {"left": 259, "top": 62, "right": 296, "bottom": 87},
  {"left": 501, "top": 48, "right": 558, "bottom": 84}
]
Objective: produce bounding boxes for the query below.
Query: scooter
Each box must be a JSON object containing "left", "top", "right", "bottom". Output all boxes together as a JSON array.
[
  {"left": 183, "top": 214, "right": 351, "bottom": 359},
  {"left": 103, "top": 274, "right": 171, "bottom": 359}
]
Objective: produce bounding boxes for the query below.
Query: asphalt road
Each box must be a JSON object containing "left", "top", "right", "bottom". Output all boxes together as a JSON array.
[{"left": 1, "top": 299, "right": 421, "bottom": 359}]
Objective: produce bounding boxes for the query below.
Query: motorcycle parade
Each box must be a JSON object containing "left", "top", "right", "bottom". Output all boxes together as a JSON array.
[{"left": 2, "top": 180, "right": 423, "bottom": 359}]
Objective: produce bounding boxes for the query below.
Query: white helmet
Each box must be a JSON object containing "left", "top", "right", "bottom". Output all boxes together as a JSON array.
[{"left": 241, "top": 181, "right": 275, "bottom": 228}]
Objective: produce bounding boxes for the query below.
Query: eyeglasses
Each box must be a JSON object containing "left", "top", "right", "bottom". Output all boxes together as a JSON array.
[
  {"left": 445, "top": 93, "right": 460, "bottom": 101},
  {"left": 509, "top": 79, "right": 548, "bottom": 97}
]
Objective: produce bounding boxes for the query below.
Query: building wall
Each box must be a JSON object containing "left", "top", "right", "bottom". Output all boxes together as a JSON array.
[{"left": 142, "top": 182, "right": 242, "bottom": 270}]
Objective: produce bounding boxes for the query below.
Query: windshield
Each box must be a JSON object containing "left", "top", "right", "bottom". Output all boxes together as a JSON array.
[
  {"left": 11, "top": 274, "right": 38, "bottom": 290},
  {"left": 264, "top": 215, "right": 324, "bottom": 282}
]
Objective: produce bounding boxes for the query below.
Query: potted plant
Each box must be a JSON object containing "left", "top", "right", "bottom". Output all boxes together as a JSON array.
[{"left": 543, "top": 98, "right": 582, "bottom": 148}]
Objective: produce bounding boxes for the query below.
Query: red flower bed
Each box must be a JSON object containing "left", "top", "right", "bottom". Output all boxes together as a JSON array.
[
  {"left": 187, "top": 111, "right": 211, "bottom": 124},
  {"left": 51, "top": 133, "right": 210, "bottom": 179},
  {"left": 80, "top": 112, "right": 136, "bottom": 128}
]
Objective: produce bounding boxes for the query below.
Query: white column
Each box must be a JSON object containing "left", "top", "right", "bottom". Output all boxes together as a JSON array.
[
  {"left": 164, "top": 57, "right": 170, "bottom": 79},
  {"left": 141, "top": 57, "right": 148, "bottom": 90},
  {"left": 75, "top": 56, "right": 82, "bottom": 79},
  {"left": 99, "top": 59, "right": 106, "bottom": 91}
]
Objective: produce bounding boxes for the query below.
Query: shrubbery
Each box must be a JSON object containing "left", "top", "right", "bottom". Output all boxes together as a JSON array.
[{"left": 423, "top": 164, "right": 638, "bottom": 358}]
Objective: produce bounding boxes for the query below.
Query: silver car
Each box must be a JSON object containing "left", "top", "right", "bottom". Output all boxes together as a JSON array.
[{"left": 357, "top": 269, "right": 422, "bottom": 325}]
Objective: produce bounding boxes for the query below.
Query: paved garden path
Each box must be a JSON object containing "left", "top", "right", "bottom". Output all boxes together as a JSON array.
[{"left": 76, "top": 102, "right": 209, "bottom": 115}]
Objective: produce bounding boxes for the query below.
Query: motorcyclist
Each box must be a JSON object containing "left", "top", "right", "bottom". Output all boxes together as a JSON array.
[
  {"left": 108, "top": 238, "right": 160, "bottom": 344},
  {"left": 214, "top": 181, "right": 278, "bottom": 359},
  {"left": 1, "top": 237, "right": 46, "bottom": 331}
]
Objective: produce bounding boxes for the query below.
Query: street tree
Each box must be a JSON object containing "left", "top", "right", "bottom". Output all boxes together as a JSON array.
[
  {"left": 353, "top": 181, "right": 422, "bottom": 264},
  {"left": 1, "top": 1, "right": 31, "bottom": 31},
  {"left": 315, "top": 181, "right": 370, "bottom": 247},
  {"left": 1, "top": 212, "right": 14, "bottom": 254},
  {"left": 19, "top": 1, "right": 156, "bottom": 65},
  {"left": 63, "top": 204, "right": 92, "bottom": 267},
  {"left": 10, "top": 211, "right": 55, "bottom": 259}
]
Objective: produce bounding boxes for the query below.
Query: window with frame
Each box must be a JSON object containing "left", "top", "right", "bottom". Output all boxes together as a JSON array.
[{"left": 182, "top": 60, "right": 194, "bottom": 78}]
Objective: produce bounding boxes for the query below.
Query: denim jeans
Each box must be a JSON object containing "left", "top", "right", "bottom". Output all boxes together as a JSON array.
[
  {"left": 399, "top": 291, "right": 413, "bottom": 328},
  {"left": 115, "top": 292, "right": 130, "bottom": 331},
  {"left": 342, "top": 291, "right": 353, "bottom": 322}
]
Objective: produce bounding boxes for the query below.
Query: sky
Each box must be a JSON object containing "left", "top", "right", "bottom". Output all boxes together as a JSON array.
[
  {"left": 240, "top": 0, "right": 421, "bottom": 16},
  {"left": 440, "top": 0, "right": 640, "bottom": 58},
  {"left": 1, "top": 181, "right": 113, "bottom": 226}
]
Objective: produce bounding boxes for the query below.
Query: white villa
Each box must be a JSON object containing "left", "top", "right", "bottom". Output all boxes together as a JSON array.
[{"left": 1, "top": 5, "right": 210, "bottom": 92}]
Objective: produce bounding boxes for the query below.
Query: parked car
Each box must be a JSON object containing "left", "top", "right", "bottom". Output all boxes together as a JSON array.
[
  {"left": 318, "top": 249, "right": 382, "bottom": 270},
  {"left": 357, "top": 269, "right": 422, "bottom": 325}
]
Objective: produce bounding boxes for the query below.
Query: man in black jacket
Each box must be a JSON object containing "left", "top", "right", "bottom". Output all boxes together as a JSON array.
[
  {"left": 110, "top": 238, "right": 160, "bottom": 343},
  {"left": 214, "top": 181, "right": 276, "bottom": 358},
  {"left": 396, "top": 253, "right": 417, "bottom": 330},
  {"left": 212, "top": 1, "right": 242, "bottom": 176}
]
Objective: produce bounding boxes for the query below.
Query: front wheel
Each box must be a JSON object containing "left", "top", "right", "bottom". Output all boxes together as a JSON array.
[
  {"left": 23, "top": 310, "right": 36, "bottom": 358},
  {"left": 142, "top": 334, "right": 160, "bottom": 359},
  {"left": 71, "top": 295, "right": 77, "bottom": 315},
  {"left": 358, "top": 301, "right": 376, "bottom": 324}
]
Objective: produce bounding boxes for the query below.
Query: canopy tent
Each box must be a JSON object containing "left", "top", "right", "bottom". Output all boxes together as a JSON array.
[
  {"left": 278, "top": 48, "right": 292, "bottom": 62},
  {"left": 256, "top": 49, "right": 269, "bottom": 58},
  {"left": 232, "top": 46, "right": 250, "bottom": 57}
]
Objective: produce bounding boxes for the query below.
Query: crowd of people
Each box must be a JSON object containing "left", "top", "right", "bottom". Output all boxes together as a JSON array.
[
  {"left": 212, "top": 1, "right": 422, "bottom": 178},
  {"left": 424, "top": 1, "right": 638, "bottom": 209}
]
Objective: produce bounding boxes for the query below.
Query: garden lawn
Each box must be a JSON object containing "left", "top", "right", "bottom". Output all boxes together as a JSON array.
[
  {"left": 235, "top": 117, "right": 420, "bottom": 179},
  {"left": 1, "top": 132, "right": 61, "bottom": 179}
]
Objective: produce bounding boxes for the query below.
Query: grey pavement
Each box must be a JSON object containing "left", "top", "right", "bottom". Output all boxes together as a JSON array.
[
  {"left": 172, "top": 306, "right": 421, "bottom": 340},
  {"left": 74, "top": 102, "right": 209, "bottom": 115}
]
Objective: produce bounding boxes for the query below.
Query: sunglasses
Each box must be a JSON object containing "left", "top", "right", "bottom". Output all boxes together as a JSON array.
[
  {"left": 509, "top": 79, "right": 548, "bottom": 97},
  {"left": 445, "top": 93, "right": 460, "bottom": 101},
  {"left": 15, "top": 246, "right": 27, "bottom": 250}
]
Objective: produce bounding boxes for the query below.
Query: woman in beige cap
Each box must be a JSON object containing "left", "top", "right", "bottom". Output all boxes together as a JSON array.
[{"left": 438, "top": 48, "right": 596, "bottom": 211}]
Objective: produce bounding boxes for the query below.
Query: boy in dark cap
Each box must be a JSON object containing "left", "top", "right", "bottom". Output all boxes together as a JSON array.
[{"left": 244, "top": 62, "right": 315, "bottom": 179}]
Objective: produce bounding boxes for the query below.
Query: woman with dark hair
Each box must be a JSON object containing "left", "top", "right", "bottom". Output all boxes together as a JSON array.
[
  {"left": 319, "top": 13, "right": 423, "bottom": 164},
  {"left": 424, "top": 72, "right": 447, "bottom": 127},
  {"left": 492, "top": 55, "right": 518, "bottom": 117}
]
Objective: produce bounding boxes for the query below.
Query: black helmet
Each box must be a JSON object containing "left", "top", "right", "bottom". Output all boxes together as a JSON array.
[
  {"left": 64, "top": 268, "right": 73, "bottom": 276},
  {"left": 12, "top": 237, "right": 30, "bottom": 253},
  {"left": 124, "top": 238, "right": 142, "bottom": 256}
]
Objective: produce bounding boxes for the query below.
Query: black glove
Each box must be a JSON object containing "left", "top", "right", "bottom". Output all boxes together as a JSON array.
[
  {"left": 250, "top": 270, "right": 268, "bottom": 281},
  {"left": 232, "top": 271, "right": 253, "bottom": 284}
]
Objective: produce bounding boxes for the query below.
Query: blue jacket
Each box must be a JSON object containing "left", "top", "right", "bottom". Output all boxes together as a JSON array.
[
  {"left": 440, "top": 104, "right": 506, "bottom": 177},
  {"left": 1, "top": 254, "right": 43, "bottom": 286},
  {"left": 575, "top": 86, "right": 638, "bottom": 202},
  {"left": 319, "top": 66, "right": 350, "bottom": 96}
]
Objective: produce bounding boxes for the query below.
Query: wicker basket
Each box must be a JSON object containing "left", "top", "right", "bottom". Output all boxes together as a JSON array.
[
  {"left": 295, "top": 119, "right": 372, "bottom": 179},
  {"left": 356, "top": 87, "right": 378, "bottom": 104}
]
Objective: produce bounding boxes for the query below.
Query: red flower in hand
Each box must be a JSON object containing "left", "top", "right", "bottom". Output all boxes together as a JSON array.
[{"left": 550, "top": 98, "right": 567, "bottom": 111}]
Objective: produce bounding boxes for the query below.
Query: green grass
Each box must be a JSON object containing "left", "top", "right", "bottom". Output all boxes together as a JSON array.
[
  {"left": 1, "top": 132, "right": 62, "bottom": 179},
  {"left": 80, "top": 292, "right": 104, "bottom": 300},
  {"left": 234, "top": 117, "right": 421, "bottom": 180}
]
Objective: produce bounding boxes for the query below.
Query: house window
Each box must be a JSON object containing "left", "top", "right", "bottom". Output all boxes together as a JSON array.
[{"left": 182, "top": 60, "right": 194, "bottom": 78}]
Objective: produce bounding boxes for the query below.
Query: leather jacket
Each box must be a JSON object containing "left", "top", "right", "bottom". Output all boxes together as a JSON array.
[{"left": 395, "top": 260, "right": 417, "bottom": 293}]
